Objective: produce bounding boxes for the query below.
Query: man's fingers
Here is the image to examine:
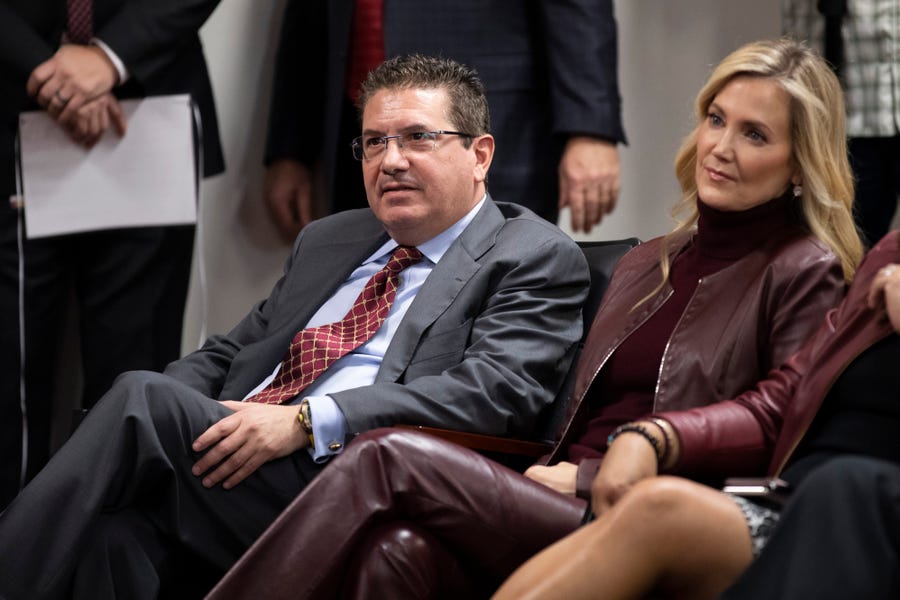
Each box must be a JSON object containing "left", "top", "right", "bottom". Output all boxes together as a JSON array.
[
  {"left": 107, "top": 98, "right": 128, "bottom": 136},
  {"left": 582, "top": 186, "right": 603, "bottom": 230},
  {"left": 221, "top": 453, "right": 268, "bottom": 490},
  {"left": 27, "top": 61, "right": 56, "bottom": 98},
  {"left": 192, "top": 414, "right": 237, "bottom": 453},
  {"left": 201, "top": 443, "right": 253, "bottom": 489},
  {"left": 57, "top": 93, "right": 87, "bottom": 124},
  {"left": 567, "top": 191, "right": 586, "bottom": 233}
]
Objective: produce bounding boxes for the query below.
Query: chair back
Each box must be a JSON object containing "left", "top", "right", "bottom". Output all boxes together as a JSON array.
[{"left": 532, "top": 237, "right": 640, "bottom": 444}]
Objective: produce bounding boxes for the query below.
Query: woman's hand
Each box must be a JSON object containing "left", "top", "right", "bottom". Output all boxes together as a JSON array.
[
  {"left": 590, "top": 432, "right": 658, "bottom": 517},
  {"left": 867, "top": 263, "right": 900, "bottom": 332},
  {"left": 524, "top": 461, "right": 579, "bottom": 496}
]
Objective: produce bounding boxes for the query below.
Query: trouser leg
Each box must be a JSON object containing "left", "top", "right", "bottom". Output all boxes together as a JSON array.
[
  {"left": 76, "top": 226, "right": 191, "bottom": 409},
  {"left": 722, "top": 455, "right": 900, "bottom": 600},
  {"left": 342, "top": 523, "right": 476, "bottom": 600},
  {"left": 208, "top": 428, "right": 586, "bottom": 599},
  {"left": 0, "top": 370, "right": 316, "bottom": 600},
  {"left": 0, "top": 231, "right": 68, "bottom": 508},
  {"left": 71, "top": 510, "right": 170, "bottom": 600}
]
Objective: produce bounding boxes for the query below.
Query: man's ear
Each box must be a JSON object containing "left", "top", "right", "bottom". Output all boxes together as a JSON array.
[{"left": 472, "top": 134, "right": 495, "bottom": 183}]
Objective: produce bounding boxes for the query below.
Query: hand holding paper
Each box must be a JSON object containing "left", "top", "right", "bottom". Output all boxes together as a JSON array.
[{"left": 18, "top": 95, "right": 196, "bottom": 238}]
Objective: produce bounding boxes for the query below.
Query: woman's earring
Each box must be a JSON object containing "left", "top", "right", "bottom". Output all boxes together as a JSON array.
[{"left": 793, "top": 184, "right": 803, "bottom": 198}]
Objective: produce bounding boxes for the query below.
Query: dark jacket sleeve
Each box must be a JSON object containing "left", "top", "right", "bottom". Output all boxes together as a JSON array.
[
  {"left": 94, "top": 0, "right": 222, "bottom": 84},
  {"left": 0, "top": 4, "right": 55, "bottom": 78},
  {"left": 540, "top": 0, "right": 626, "bottom": 144},
  {"left": 263, "top": 0, "right": 328, "bottom": 166}
]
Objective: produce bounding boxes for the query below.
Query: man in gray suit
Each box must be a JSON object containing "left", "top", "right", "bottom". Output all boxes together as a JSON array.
[{"left": 0, "top": 55, "right": 588, "bottom": 599}]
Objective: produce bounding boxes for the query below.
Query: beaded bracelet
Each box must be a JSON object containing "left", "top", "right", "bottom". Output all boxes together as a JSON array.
[
  {"left": 649, "top": 417, "right": 676, "bottom": 470},
  {"left": 607, "top": 423, "right": 663, "bottom": 463}
]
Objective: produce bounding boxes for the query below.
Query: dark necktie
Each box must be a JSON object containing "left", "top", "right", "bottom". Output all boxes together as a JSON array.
[
  {"left": 66, "top": 0, "right": 93, "bottom": 44},
  {"left": 246, "top": 246, "right": 423, "bottom": 405},
  {"left": 345, "top": 0, "right": 385, "bottom": 102}
]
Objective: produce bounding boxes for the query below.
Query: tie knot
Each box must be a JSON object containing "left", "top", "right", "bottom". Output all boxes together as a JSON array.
[{"left": 386, "top": 246, "right": 423, "bottom": 273}]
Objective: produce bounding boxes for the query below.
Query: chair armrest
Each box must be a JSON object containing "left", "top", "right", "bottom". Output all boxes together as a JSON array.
[{"left": 395, "top": 425, "right": 552, "bottom": 458}]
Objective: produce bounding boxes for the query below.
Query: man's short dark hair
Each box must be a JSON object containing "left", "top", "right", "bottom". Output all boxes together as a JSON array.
[{"left": 357, "top": 54, "right": 490, "bottom": 142}]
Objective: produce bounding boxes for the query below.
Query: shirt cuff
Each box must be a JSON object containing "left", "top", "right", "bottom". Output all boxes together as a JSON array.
[
  {"left": 305, "top": 395, "right": 347, "bottom": 463},
  {"left": 90, "top": 38, "right": 129, "bottom": 84}
]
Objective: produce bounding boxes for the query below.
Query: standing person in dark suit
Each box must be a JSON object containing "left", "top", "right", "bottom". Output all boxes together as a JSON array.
[
  {"left": 0, "top": 55, "right": 589, "bottom": 599},
  {"left": 0, "top": 0, "right": 225, "bottom": 510},
  {"left": 263, "top": 0, "right": 627, "bottom": 239}
]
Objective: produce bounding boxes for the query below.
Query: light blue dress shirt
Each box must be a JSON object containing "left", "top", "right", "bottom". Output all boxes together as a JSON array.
[{"left": 243, "top": 197, "right": 485, "bottom": 461}]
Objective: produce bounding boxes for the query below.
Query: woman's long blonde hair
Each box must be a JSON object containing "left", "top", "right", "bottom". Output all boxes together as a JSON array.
[{"left": 658, "top": 38, "right": 862, "bottom": 288}]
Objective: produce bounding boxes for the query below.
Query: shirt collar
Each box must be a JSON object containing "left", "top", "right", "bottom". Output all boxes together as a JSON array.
[{"left": 364, "top": 195, "right": 486, "bottom": 265}]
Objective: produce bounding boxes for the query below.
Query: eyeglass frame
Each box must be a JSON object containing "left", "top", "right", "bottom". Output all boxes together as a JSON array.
[{"left": 350, "top": 130, "right": 474, "bottom": 161}]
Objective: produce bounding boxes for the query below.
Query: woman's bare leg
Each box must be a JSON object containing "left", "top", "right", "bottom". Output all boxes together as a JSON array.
[{"left": 493, "top": 476, "right": 753, "bottom": 600}]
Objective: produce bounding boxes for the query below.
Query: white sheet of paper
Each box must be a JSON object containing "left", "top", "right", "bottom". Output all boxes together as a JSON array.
[{"left": 18, "top": 94, "right": 197, "bottom": 239}]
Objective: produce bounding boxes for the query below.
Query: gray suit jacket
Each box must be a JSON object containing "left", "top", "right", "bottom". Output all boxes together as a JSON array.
[{"left": 165, "top": 198, "right": 589, "bottom": 437}]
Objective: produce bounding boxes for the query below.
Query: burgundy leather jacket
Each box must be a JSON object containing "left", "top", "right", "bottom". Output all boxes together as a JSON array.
[
  {"left": 545, "top": 226, "right": 846, "bottom": 488},
  {"left": 759, "top": 231, "right": 900, "bottom": 476}
]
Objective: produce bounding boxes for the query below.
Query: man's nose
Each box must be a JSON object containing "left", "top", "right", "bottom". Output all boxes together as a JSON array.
[{"left": 381, "top": 138, "right": 410, "bottom": 171}]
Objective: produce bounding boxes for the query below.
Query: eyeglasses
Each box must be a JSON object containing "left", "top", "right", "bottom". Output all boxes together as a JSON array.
[{"left": 351, "top": 130, "right": 472, "bottom": 161}]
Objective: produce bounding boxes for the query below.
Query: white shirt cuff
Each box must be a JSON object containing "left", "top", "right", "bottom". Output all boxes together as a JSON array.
[
  {"left": 305, "top": 395, "right": 347, "bottom": 463},
  {"left": 91, "top": 38, "right": 129, "bottom": 84}
]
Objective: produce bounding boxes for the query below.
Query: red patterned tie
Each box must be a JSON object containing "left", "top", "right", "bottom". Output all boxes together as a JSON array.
[
  {"left": 66, "top": 0, "right": 93, "bottom": 44},
  {"left": 247, "top": 246, "right": 423, "bottom": 405},
  {"left": 345, "top": 0, "right": 384, "bottom": 102}
]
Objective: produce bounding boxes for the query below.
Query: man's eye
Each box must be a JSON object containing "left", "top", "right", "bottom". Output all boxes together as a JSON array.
[
  {"left": 408, "top": 131, "right": 434, "bottom": 141},
  {"left": 364, "top": 137, "right": 385, "bottom": 147}
]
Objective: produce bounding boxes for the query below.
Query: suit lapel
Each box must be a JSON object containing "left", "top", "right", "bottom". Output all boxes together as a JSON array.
[
  {"left": 376, "top": 199, "right": 505, "bottom": 382},
  {"left": 224, "top": 217, "right": 389, "bottom": 398}
]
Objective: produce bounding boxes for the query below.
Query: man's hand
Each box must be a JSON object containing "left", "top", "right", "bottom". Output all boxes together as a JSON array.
[
  {"left": 191, "top": 401, "right": 308, "bottom": 490},
  {"left": 264, "top": 159, "right": 313, "bottom": 243},
  {"left": 590, "top": 432, "right": 657, "bottom": 517},
  {"left": 868, "top": 263, "right": 900, "bottom": 333},
  {"left": 62, "top": 92, "right": 127, "bottom": 148},
  {"left": 524, "top": 461, "right": 578, "bottom": 496},
  {"left": 28, "top": 44, "right": 118, "bottom": 124},
  {"left": 558, "top": 136, "right": 620, "bottom": 233}
]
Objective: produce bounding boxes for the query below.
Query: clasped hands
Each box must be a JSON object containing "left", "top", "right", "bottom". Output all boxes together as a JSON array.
[
  {"left": 191, "top": 401, "right": 309, "bottom": 490},
  {"left": 28, "top": 43, "right": 126, "bottom": 147}
]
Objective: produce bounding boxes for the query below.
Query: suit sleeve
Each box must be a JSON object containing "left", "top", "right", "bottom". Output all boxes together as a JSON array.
[
  {"left": 263, "top": 0, "right": 328, "bottom": 166},
  {"left": 93, "top": 0, "right": 222, "bottom": 85},
  {"left": 660, "top": 252, "right": 845, "bottom": 478},
  {"left": 161, "top": 227, "right": 311, "bottom": 397},
  {"left": 331, "top": 228, "right": 590, "bottom": 438},
  {"left": 540, "top": 0, "right": 626, "bottom": 144},
  {"left": 0, "top": 4, "right": 55, "bottom": 79}
]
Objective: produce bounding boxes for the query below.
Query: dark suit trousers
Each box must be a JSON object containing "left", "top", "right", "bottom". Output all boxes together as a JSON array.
[
  {"left": 722, "top": 455, "right": 900, "bottom": 600},
  {"left": 208, "top": 429, "right": 586, "bottom": 599},
  {"left": 848, "top": 136, "right": 900, "bottom": 247},
  {"left": 0, "top": 371, "right": 321, "bottom": 600},
  {"left": 0, "top": 222, "right": 194, "bottom": 510}
]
